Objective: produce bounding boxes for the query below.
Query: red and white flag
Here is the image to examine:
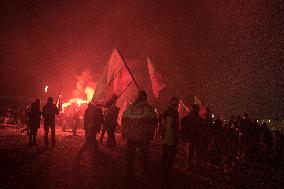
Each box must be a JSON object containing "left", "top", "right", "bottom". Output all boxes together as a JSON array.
[
  {"left": 147, "top": 57, "right": 166, "bottom": 97},
  {"left": 117, "top": 98, "right": 131, "bottom": 126},
  {"left": 194, "top": 96, "right": 207, "bottom": 119},
  {"left": 178, "top": 100, "right": 190, "bottom": 119},
  {"left": 93, "top": 49, "right": 132, "bottom": 107},
  {"left": 108, "top": 49, "right": 133, "bottom": 98}
]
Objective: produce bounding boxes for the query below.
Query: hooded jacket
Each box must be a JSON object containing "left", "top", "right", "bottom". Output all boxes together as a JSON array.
[{"left": 122, "top": 101, "right": 156, "bottom": 141}]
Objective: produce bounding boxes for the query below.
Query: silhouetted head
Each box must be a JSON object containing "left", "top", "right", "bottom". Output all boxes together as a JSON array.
[
  {"left": 139, "top": 90, "right": 147, "bottom": 101},
  {"left": 47, "top": 97, "right": 53, "bottom": 104},
  {"left": 243, "top": 112, "right": 248, "bottom": 118},
  {"left": 32, "top": 98, "right": 40, "bottom": 107},
  {"left": 135, "top": 90, "right": 147, "bottom": 104},
  {"left": 169, "top": 96, "right": 179, "bottom": 107},
  {"left": 88, "top": 102, "right": 93, "bottom": 109},
  {"left": 35, "top": 98, "right": 40, "bottom": 104}
]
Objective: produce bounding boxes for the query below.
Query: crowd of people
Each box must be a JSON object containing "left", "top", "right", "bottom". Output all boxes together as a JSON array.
[
  {"left": 59, "top": 108, "right": 83, "bottom": 135},
  {"left": 21, "top": 91, "right": 283, "bottom": 180},
  {"left": 179, "top": 107, "right": 283, "bottom": 174},
  {"left": 0, "top": 105, "right": 26, "bottom": 126}
]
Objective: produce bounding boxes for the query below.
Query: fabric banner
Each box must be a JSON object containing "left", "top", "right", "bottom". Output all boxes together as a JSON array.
[
  {"left": 92, "top": 49, "right": 132, "bottom": 107},
  {"left": 194, "top": 96, "right": 207, "bottom": 119},
  {"left": 178, "top": 100, "right": 190, "bottom": 119},
  {"left": 147, "top": 57, "right": 166, "bottom": 97}
]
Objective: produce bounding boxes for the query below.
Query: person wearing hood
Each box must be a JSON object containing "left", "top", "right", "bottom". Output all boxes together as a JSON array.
[
  {"left": 121, "top": 90, "right": 156, "bottom": 177},
  {"left": 84, "top": 102, "right": 103, "bottom": 149}
]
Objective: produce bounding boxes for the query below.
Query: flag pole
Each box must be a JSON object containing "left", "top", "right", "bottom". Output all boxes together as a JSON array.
[
  {"left": 107, "top": 80, "right": 133, "bottom": 107},
  {"left": 180, "top": 99, "right": 190, "bottom": 111},
  {"left": 55, "top": 87, "right": 63, "bottom": 105},
  {"left": 125, "top": 96, "right": 133, "bottom": 103},
  {"left": 116, "top": 49, "right": 141, "bottom": 91}
]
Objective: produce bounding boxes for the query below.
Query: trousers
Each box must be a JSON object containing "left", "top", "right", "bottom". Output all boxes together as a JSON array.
[
  {"left": 44, "top": 122, "right": 56, "bottom": 146},
  {"left": 126, "top": 140, "right": 150, "bottom": 174}
]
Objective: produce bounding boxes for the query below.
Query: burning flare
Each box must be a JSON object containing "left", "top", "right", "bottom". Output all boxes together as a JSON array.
[
  {"left": 85, "top": 86, "right": 95, "bottom": 102},
  {"left": 62, "top": 86, "right": 95, "bottom": 110},
  {"left": 45, "top": 85, "right": 48, "bottom": 93}
]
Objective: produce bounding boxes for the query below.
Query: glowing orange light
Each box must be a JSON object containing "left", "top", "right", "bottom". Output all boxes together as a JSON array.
[
  {"left": 85, "top": 86, "right": 95, "bottom": 102},
  {"left": 45, "top": 85, "right": 48, "bottom": 93},
  {"left": 61, "top": 86, "right": 95, "bottom": 110}
]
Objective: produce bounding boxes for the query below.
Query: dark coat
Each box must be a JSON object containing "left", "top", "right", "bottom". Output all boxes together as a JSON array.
[
  {"left": 42, "top": 103, "right": 59, "bottom": 125},
  {"left": 28, "top": 102, "right": 42, "bottom": 129},
  {"left": 162, "top": 104, "right": 179, "bottom": 143},
  {"left": 180, "top": 111, "right": 202, "bottom": 144},
  {"left": 104, "top": 105, "right": 120, "bottom": 129},
  {"left": 84, "top": 105, "right": 103, "bottom": 134}
]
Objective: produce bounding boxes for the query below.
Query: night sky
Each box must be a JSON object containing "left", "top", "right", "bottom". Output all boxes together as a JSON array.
[{"left": 0, "top": 0, "right": 283, "bottom": 118}]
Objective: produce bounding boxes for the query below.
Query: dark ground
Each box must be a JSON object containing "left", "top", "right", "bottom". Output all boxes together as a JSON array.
[{"left": 0, "top": 126, "right": 283, "bottom": 189}]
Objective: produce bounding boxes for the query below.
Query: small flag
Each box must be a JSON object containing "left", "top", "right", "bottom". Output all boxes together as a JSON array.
[
  {"left": 147, "top": 57, "right": 166, "bottom": 97},
  {"left": 178, "top": 100, "right": 190, "bottom": 119},
  {"left": 194, "top": 96, "right": 207, "bottom": 119}
]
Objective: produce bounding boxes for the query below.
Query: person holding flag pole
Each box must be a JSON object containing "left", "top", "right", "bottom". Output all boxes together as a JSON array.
[
  {"left": 91, "top": 49, "right": 156, "bottom": 177},
  {"left": 96, "top": 49, "right": 156, "bottom": 177}
]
